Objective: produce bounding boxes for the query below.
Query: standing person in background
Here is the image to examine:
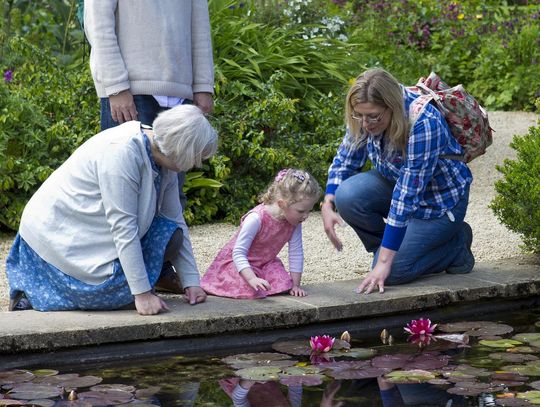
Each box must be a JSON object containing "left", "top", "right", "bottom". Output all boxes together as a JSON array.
[
  {"left": 84, "top": 0, "right": 215, "bottom": 293},
  {"left": 321, "top": 68, "right": 474, "bottom": 294}
]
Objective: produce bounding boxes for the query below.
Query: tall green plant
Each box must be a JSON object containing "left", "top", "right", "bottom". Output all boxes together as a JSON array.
[
  {"left": 490, "top": 124, "right": 540, "bottom": 253},
  {"left": 0, "top": 37, "right": 98, "bottom": 231}
]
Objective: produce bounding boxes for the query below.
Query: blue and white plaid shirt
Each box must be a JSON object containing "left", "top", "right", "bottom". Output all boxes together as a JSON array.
[{"left": 326, "top": 86, "right": 473, "bottom": 234}]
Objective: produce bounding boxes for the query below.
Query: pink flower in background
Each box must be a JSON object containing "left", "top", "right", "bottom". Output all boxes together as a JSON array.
[
  {"left": 404, "top": 318, "right": 437, "bottom": 336},
  {"left": 310, "top": 335, "right": 335, "bottom": 353}
]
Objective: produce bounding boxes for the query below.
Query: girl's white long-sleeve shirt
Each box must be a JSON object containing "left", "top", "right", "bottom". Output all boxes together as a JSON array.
[{"left": 232, "top": 212, "right": 303, "bottom": 274}]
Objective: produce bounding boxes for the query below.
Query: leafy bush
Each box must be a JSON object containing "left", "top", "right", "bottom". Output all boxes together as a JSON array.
[
  {"left": 0, "top": 37, "right": 99, "bottom": 231},
  {"left": 490, "top": 124, "right": 540, "bottom": 253},
  {"left": 1, "top": 0, "right": 540, "bottom": 230}
]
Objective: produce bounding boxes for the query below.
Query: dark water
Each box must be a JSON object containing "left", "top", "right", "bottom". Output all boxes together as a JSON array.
[{"left": 4, "top": 306, "right": 540, "bottom": 406}]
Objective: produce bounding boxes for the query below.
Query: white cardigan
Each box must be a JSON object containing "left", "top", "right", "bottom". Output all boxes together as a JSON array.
[
  {"left": 84, "top": 0, "right": 214, "bottom": 98},
  {"left": 20, "top": 121, "right": 200, "bottom": 295}
]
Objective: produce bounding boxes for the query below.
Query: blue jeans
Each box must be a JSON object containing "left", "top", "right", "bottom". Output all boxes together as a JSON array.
[
  {"left": 100, "top": 95, "right": 189, "bottom": 208},
  {"left": 335, "top": 170, "right": 470, "bottom": 285}
]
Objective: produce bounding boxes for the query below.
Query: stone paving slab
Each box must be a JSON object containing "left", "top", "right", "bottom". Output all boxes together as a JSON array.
[{"left": 0, "top": 258, "right": 538, "bottom": 355}]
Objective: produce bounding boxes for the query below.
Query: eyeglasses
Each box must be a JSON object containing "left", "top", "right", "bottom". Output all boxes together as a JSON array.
[{"left": 351, "top": 107, "right": 387, "bottom": 124}]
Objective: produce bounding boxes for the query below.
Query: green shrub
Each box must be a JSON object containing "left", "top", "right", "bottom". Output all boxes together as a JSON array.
[
  {"left": 490, "top": 124, "right": 540, "bottom": 253},
  {"left": 0, "top": 37, "right": 99, "bottom": 231}
]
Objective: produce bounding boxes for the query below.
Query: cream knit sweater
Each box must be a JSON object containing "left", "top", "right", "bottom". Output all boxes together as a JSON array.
[{"left": 84, "top": 0, "right": 214, "bottom": 99}]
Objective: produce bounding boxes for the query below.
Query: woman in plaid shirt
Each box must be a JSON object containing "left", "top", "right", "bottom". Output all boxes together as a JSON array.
[{"left": 321, "top": 68, "right": 474, "bottom": 294}]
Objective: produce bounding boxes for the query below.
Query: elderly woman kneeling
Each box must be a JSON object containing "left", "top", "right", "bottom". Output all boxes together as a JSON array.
[{"left": 6, "top": 105, "right": 218, "bottom": 315}]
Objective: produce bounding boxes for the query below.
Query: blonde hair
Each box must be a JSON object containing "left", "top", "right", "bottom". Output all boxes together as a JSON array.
[
  {"left": 259, "top": 168, "right": 322, "bottom": 206},
  {"left": 345, "top": 68, "right": 410, "bottom": 156},
  {"left": 152, "top": 104, "right": 218, "bottom": 172}
]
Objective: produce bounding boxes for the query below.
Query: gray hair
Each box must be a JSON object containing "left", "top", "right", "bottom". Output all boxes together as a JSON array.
[{"left": 152, "top": 104, "right": 218, "bottom": 172}]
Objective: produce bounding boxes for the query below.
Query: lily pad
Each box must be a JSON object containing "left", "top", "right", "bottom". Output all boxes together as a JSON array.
[
  {"left": 0, "top": 370, "right": 34, "bottom": 385},
  {"left": 441, "top": 365, "right": 490, "bottom": 381},
  {"left": 235, "top": 366, "right": 282, "bottom": 381},
  {"left": 517, "top": 390, "right": 540, "bottom": 404},
  {"left": 479, "top": 339, "right": 523, "bottom": 348},
  {"left": 135, "top": 386, "right": 161, "bottom": 398},
  {"left": 222, "top": 353, "right": 295, "bottom": 369},
  {"left": 433, "top": 333, "right": 470, "bottom": 347},
  {"left": 54, "top": 401, "right": 93, "bottom": 407},
  {"left": 31, "top": 370, "right": 59, "bottom": 377},
  {"left": 427, "top": 378, "right": 451, "bottom": 385},
  {"left": 513, "top": 334, "right": 540, "bottom": 349},
  {"left": 271, "top": 339, "right": 311, "bottom": 356},
  {"left": 89, "top": 383, "right": 136, "bottom": 393},
  {"left": 371, "top": 354, "right": 412, "bottom": 369},
  {"left": 504, "top": 361, "right": 540, "bottom": 376},
  {"left": 326, "top": 347, "right": 377, "bottom": 359},
  {"left": 490, "top": 352, "right": 539, "bottom": 363},
  {"left": 403, "top": 353, "right": 451, "bottom": 370},
  {"left": 492, "top": 372, "right": 530, "bottom": 383},
  {"left": 26, "top": 400, "right": 55, "bottom": 407},
  {"left": 8, "top": 383, "right": 63, "bottom": 400},
  {"left": 280, "top": 366, "right": 321, "bottom": 376},
  {"left": 438, "top": 321, "right": 513, "bottom": 336},
  {"left": 508, "top": 346, "right": 540, "bottom": 354},
  {"left": 495, "top": 398, "right": 534, "bottom": 407},
  {"left": 279, "top": 374, "right": 324, "bottom": 386},
  {"left": 77, "top": 389, "right": 134, "bottom": 405},
  {"left": 384, "top": 369, "right": 436, "bottom": 384},
  {"left": 529, "top": 381, "right": 540, "bottom": 390},
  {"left": 327, "top": 366, "right": 390, "bottom": 380},
  {"left": 278, "top": 367, "right": 324, "bottom": 387}
]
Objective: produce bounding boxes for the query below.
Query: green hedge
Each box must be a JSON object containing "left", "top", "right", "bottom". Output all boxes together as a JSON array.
[
  {"left": 1, "top": 0, "right": 539, "bottom": 231},
  {"left": 490, "top": 124, "right": 540, "bottom": 253}
]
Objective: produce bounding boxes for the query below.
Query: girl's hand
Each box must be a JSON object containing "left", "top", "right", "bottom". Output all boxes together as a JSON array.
[
  {"left": 321, "top": 198, "right": 345, "bottom": 251},
  {"left": 134, "top": 291, "right": 169, "bottom": 315},
  {"left": 289, "top": 286, "right": 307, "bottom": 297},
  {"left": 247, "top": 277, "right": 271, "bottom": 292}
]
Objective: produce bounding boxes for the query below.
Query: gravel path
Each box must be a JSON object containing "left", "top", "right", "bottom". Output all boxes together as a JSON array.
[{"left": 1, "top": 111, "right": 538, "bottom": 311}]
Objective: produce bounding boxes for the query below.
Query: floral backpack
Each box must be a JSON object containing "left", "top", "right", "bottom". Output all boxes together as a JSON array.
[{"left": 408, "top": 72, "right": 493, "bottom": 163}]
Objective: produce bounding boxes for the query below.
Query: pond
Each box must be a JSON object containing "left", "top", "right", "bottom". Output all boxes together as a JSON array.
[{"left": 3, "top": 307, "right": 540, "bottom": 406}]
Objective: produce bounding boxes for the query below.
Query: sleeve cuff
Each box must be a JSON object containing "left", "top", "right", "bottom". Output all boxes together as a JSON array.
[
  {"left": 381, "top": 223, "right": 407, "bottom": 251},
  {"left": 325, "top": 184, "right": 338, "bottom": 195}
]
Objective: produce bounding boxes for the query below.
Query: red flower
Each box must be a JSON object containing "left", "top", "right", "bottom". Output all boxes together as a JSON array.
[
  {"left": 310, "top": 335, "right": 335, "bottom": 353},
  {"left": 404, "top": 318, "right": 437, "bottom": 336}
]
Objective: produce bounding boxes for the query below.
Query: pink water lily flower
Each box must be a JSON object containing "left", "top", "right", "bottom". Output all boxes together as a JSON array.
[
  {"left": 309, "top": 335, "right": 335, "bottom": 353},
  {"left": 404, "top": 318, "right": 437, "bottom": 336}
]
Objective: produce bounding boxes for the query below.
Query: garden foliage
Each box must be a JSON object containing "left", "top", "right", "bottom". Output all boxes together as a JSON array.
[
  {"left": 490, "top": 124, "right": 540, "bottom": 254},
  {"left": 0, "top": 0, "right": 539, "bottom": 231}
]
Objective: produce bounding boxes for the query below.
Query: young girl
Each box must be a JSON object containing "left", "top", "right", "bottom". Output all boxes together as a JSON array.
[{"left": 201, "top": 168, "right": 321, "bottom": 299}]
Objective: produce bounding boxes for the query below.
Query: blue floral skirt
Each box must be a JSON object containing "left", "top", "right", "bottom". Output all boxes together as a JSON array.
[{"left": 6, "top": 216, "right": 179, "bottom": 311}]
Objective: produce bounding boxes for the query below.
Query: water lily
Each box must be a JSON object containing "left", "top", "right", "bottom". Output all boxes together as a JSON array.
[
  {"left": 407, "top": 333, "right": 434, "bottom": 348},
  {"left": 404, "top": 318, "right": 437, "bottom": 336},
  {"left": 309, "top": 335, "right": 335, "bottom": 353},
  {"left": 340, "top": 331, "right": 351, "bottom": 343}
]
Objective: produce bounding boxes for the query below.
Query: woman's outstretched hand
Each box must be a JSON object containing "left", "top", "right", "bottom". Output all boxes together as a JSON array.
[
  {"left": 355, "top": 248, "right": 396, "bottom": 294},
  {"left": 321, "top": 199, "right": 345, "bottom": 251},
  {"left": 134, "top": 291, "right": 169, "bottom": 315}
]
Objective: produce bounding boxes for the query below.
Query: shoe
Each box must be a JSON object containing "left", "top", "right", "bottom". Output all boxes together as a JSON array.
[
  {"left": 447, "top": 222, "right": 475, "bottom": 274},
  {"left": 9, "top": 292, "right": 32, "bottom": 311},
  {"left": 155, "top": 262, "right": 184, "bottom": 294}
]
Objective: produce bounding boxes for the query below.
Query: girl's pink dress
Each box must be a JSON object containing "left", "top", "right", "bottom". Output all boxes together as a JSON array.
[{"left": 201, "top": 204, "right": 295, "bottom": 299}]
